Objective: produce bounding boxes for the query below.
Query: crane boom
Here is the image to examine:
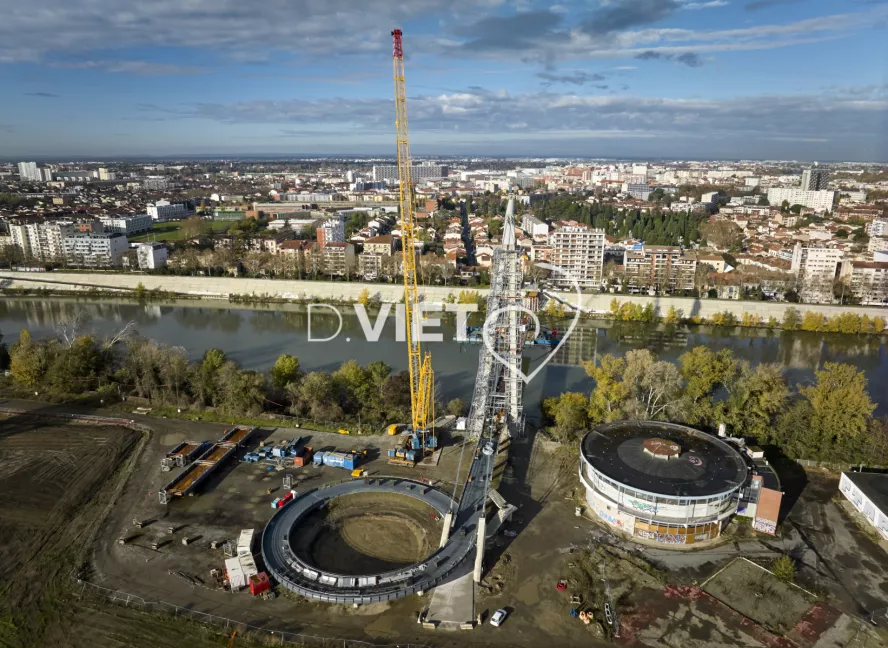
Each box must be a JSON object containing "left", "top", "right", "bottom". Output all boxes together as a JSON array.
[{"left": 392, "top": 28, "right": 434, "bottom": 445}]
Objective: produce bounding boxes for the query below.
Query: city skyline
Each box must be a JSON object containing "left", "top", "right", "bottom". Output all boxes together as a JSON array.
[{"left": 1, "top": 0, "right": 887, "bottom": 160}]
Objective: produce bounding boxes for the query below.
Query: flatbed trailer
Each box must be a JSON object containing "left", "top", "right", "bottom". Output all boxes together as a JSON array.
[{"left": 161, "top": 441, "right": 209, "bottom": 471}]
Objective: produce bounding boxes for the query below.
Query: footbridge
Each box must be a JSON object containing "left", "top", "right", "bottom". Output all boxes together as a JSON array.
[{"left": 261, "top": 197, "right": 525, "bottom": 607}]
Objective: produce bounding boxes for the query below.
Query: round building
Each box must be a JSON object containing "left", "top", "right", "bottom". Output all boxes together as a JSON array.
[{"left": 579, "top": 421, "right": 748, "bottom": 545}]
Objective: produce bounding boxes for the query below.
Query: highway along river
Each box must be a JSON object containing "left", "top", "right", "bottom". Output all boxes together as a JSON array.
[{"left": 1, "top": 296, "right": 887, "bottom": 417}]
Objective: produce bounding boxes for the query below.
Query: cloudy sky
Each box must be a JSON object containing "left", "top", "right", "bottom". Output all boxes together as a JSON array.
[{"left": 1, "top": 0, "right": 887, "bottom": 160}]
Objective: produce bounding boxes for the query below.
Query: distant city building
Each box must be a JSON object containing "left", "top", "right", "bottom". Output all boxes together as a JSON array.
[
  {"left": 39, "top": 168, "right": 54, "bottom": 182},
  {"left": 17, "top": 161, "right": 40, "bottom": 182},
  {"left": 358, "top": 251, "right": 385, "bottom": 280},
  {"left": 626, "top": 184, "right": 652, "bottom": 201},
  {"left": 623, "top": 245, "right": 697, "bottom": 293},
  {"left": 766, "top": 188, "right": 835, "bottom": 213},
  {"left": 136, "top": 242, "right": 168, "bottom": 270},
  {"left": 213, "top": 208, "right": 246, "bottom": 221},
  {"left": 317, "top": 215, "right": 346, "bottom": 249},
  {"left": 800, "top": 164, "right": 829, "bottom": 191},
  {"left": 97, "top": 167, "right": 115, "bottom": 181},
  {"left": 521, "top": 214, "right": 549, "bottom": 240},
  {"left": 54, "top": 170, "right": 93, "bottom": 183},
  {"left": 143, "top": 176, "right": 169, "bottom": 191},
  {"left": 866, "top": 218, "right": 888, "bottom": 238},
  {"left": 372, "top": 163, "right": 448, "bottom": 182},
  {"left": 791, "top": 242, "right": 843, "bottom": 303},
  {"left": 701, "top": 191, "right": 719, "bottom": 204},
  {"left": 550, "top": 223, "right": 606, "bottom": 287},
  {"left": 7, "top": 219, "right": 73, "bottom": 261},
  {"left": 842, "top": 261, "right": 888, "bottom": 306},
  {"left": 99, "top": 214, "right": 152, "bottom": 236},
  {"left": 363, "top": 234, "right": 394, "bottom": 255},
  {"left": 63, "top": 232, "right": 128, "bottom": 267},
  {"left": 319, "top": 241, "right": 355, "bottom": 276},
  {"left": 148, "top": 200, "right": 189, "bottom": 221}
]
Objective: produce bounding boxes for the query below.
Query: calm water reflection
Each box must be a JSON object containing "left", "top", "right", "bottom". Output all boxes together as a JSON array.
[{"left": 1, "top": 297, "right": 886, "bottom": 417}]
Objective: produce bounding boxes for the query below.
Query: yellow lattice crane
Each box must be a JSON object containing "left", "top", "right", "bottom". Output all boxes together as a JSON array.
[{"left": 392, "top": 28, "right": 436, "bottom": 454}]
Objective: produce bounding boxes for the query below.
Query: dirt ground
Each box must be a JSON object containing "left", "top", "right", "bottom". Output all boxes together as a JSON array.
[
  {"left": 702, "top": 559, "right": 815, "bottom": 635},
  {"left": 294, "top": 491, "right": 442, "bottom": 575}
]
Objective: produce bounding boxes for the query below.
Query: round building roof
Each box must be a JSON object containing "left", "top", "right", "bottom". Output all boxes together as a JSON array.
[{"left": 581, "top": 421, "right": 748, "bottom": 498}]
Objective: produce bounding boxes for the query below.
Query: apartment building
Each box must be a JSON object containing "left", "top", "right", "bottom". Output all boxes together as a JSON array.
[
  {"left": 7, "top": 219, "right": 74, "bottom": 262},
  {"left": 550, "top": 223, "right": 606, "bottom": 287},
  {"left": 63, "top": 232, "right": 128, "bottom": 267},
  {"left": 148, "top": 200, "right": 189, "bottom": 221},
  {"left": 372, "top": 163, "right": 448, "bottom": 182},
  {"left": 99, "top": 213, "right": 152, "bottom": 236},
  {"left": 136, "top": 242, "right": 168, "bottom": 269},
  {"left": 320, "top": 242, "right": 356, "bottom": 276},
  {"left": 317, "top": 215, "right": 346, "bottom": 249},
  {"left": 358, "top": 251, "right": 385, "bottom": 280},
  {"left": 800, "top": 165, "right": 829, "bottom": 191},
  {"left": 766, "top": 188, "right": 835, "bottom": 213},
  {"left": 790, "top": 242, "right": 843, "bottom": 303},
  {"left": 623, "top": 245, "right": 698, "bottom": 293},
  {"left": 843, "top": 261, "right": 888, "bottom": 306},
  {"left": 866, "top": 218, "right": 888, "bottom": 238},
  {"left": 521, "top": 214, "right": 549, "bottom": 240},
  {"left": 363, "top": 234, "right": 394, "bottom": 255}
]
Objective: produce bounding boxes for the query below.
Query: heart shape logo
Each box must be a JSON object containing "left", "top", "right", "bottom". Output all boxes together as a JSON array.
[{"left": 482, "top": 262, "right": 582, "bottom": 384}]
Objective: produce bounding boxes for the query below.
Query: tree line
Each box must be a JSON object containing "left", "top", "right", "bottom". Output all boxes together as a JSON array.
[
  {"left": 607, "top": 299, "right": 886, "bottom": 335},
  {"left": 4, "top": 328, "right": 467, "bottom": 430},
  {"left": 531, "top": 196, "right": 705, "bottom": 247},
  {"left": 543, "top": 347, "right": 887, "bottom": 466}
]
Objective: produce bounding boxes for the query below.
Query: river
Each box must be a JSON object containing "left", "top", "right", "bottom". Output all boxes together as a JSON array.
[{"left": 1, "top": 297, "right": 886, "bottom": 417}]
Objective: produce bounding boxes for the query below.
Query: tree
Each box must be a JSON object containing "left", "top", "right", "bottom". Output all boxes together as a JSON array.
[
  {"left": 550, "top": 392, "right": 589, "bottom": 438},
  {"left": 724, "top": 363, "right": 789, "bottom": 442},
  {"left": 217, "top": 362, "right": 265, "bottom": 416},
  {"left": 190, "top": 348, "right": 227, "bottom": 406},
  {"left": 446, "top": 398, "right": 467, "bottom": 417},
  {"left": 782, "top": 307, "right": 801, "bottom": 330},
  {"left": 699, "top": 220, "right": 744, "bottom": 250},
  {"left": 46, "top": 335, "right": 104, "bottom": 393},
  {"left": 678, "top": 347, "right": 738, "bottom": 425},
  {"left": 298, "top": 371, "right": 340, "bottom": 420},
  {"left": 771, "top": 555, "right": 796, "bottom": 583},
  {"left": 9, "top": 329, "right": 45, "bottom": 390},
  {"left": 622, "top": 349, "right": 683, "bottom": 420},
  {"left": 663, "top": 306, "right": 682, "bottom": 325},
  {"left": 357, "top": 287, "right": 371, "bottom": 307},
  {"left": 584, "top": 355, "right": 629, "bottom": 424},
  {"left": 270, "top": 353, "right": 301, "bottom": 391},
  {"left": 800, "top": 363, "right": 876, "bottom": 460},
  {"left": 800, "top": 311, "right": 827, "bottom": 332}
]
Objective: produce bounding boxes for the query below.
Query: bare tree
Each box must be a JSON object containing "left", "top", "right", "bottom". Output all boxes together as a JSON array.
[
  {"left": 56, "top": 309, "right": 92, "bottom": 347},
  {"left": 103, "top": 321, "right": 137, "bottom": 350}
]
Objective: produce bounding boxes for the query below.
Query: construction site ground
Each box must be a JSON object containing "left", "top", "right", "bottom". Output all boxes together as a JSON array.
[{"left": 3, "top": 398, "right": 886, "bottom": 648}]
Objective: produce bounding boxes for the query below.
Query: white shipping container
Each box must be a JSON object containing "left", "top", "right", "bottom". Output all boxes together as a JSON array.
[
  {"left": 237, "top": 528, "right": 255, "bottom": 556},
  {"left": 239, "top": 553, "right": 259, "bottom": 581},
  {"left": 225, "top": 557, "right": 246, "bottom": 590}
]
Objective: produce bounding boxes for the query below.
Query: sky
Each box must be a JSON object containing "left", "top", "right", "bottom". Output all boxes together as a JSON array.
[{"left": 0, "top": 0, "right": 887, "bottom": 161}]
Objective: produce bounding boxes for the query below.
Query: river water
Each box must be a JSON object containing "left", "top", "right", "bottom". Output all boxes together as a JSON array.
[{"left": 1, "top": 297, "right": 886, "bottom": 417}]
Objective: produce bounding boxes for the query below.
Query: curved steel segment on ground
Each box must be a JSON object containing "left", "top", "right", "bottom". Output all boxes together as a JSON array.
[{"left": 261, "top": 477, "right": 480, "bottom": 604}]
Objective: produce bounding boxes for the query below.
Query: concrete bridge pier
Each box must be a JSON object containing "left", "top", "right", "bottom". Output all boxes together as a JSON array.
[
  {"left": 473, "top": 517, "right": 487, "bottom": 583},
  {"left": 439, "top": 511, "right": 454, "bottom": 548}
]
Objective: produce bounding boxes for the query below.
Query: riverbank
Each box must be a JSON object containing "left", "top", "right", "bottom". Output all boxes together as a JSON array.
[{"left": 1, "top": 270, "right": 886, "bottom": 333}]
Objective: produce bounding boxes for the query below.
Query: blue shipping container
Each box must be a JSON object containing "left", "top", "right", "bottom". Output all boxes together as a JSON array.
[
  {"left": 322, "top": 452, "right": 356, "bottom": 470},
  {"left": 313, "top": 451, "right": 326, "bottom": 465}
]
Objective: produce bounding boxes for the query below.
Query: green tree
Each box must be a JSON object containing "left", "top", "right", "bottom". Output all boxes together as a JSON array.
[
  {"left": 217, "top": 362, "right": 265, "bottom": 416},
  {"left": 622, "top": 349, "right": 683, "bottom": 420},
  {"left": 270, "top": 353, "right": 301, "bottom": 390},
  {"left": 550, "top": 392, "right": 589, "bottom": 438},
  {"left": 357, "top": 288, "right": 371, "bottom": 307},
  {"left": 9, "top": 329, "right": 45, "bottom": 390},
  {"left": 190, "top": 348, "right": 227, "bottom": 406},
  {"left": 782, "top": 307, "right": 801, "bottom": 330},
  {"left": 663, "top": 306, "right": 682, "bottom": 325},
  {"left": 800, "top": 363, "right": 876, "bottom": 460},
  {"left": 446, "top": 398, "right": 467, "bottom": 417},
  {"left": 678, "top": 347, "right": 738, "bottom": 425},
  {"left": 46, "top": 335, "right": 103, "bottom": 393},
  {"left": 724, "top": 363, "right": 788, "bottom": 443},
  {"left": 800, "top": 311, "right": 827, "bottom": 331},
  {"left": 298, "top": 371, "right": 341, "bottom": 421},
  {"left": 584, "top": 355, "right": 629, "bottom": 424}
]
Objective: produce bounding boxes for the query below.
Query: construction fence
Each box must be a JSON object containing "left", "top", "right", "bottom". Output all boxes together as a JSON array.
[{"left": 75, "top": 580, "right": 431, "bottom": 648}]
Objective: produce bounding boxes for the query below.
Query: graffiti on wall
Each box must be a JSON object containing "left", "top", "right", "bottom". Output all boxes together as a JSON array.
[
  {"left": 628, "top": 499, "right": 658, "bottom": 513},
  {"left": 753, "top": 517, "right": 776, "bottom": 534},
  {"left": 635, "top": 529, "right": 686, "bottom": 544},
  {"left": 597, "top": 509, "right": 622, "bottom": 527}
]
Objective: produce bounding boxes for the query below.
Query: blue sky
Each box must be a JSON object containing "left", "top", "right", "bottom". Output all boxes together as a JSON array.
[{"left": 1, "top": 0, "right": 887, "bottom": 160}]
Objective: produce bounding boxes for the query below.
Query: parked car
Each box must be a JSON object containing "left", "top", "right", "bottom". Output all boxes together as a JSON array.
[{"left": 490, "top": 609, "right": 508, "bottom": 627}]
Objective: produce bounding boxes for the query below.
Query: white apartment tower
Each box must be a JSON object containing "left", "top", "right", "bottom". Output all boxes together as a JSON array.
[
  {"left": 800, "top": 164, "right": 829, "bottom": 191},
  {"left": 791, "top": 242, "right": 843, "bottom": 303},
  {"left": 550, "top": 223, "right": 606, "bottom": 287}
]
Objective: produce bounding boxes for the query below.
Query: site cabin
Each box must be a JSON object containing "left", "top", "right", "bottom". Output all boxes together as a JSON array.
[{"left": 236, "top": 529, "right": 255, "bottom": 556}]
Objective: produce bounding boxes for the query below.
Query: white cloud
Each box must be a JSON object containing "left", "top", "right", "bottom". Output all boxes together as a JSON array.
[{"left": 50, "top": 60, "right": 206, "bottom": 75}]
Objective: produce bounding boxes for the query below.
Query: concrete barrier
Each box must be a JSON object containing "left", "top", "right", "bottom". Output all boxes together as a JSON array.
[{"left": 0, "top": 271, "right": 488, "bottom": 303}]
